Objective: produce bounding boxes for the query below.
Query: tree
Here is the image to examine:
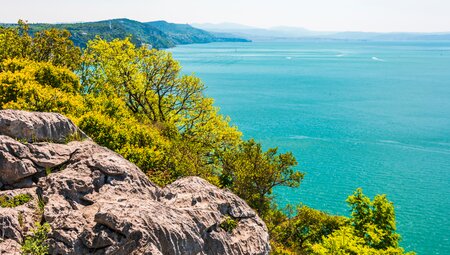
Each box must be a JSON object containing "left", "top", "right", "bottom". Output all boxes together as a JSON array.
[
  {"left": 0, "top": 20, "right": 81, "bottom": 70},
  {"left": 220, "top": 139, "right": 303, "bottom": 216},
  {"left": 81, "top": 36, "right": 241, "bottom": 139},
  {"left": 0, "top": 58, "right": 83, "bottom": 115},
  {"left": 81, "top": 37, "right": 241, "bottom": 184},
  {"left": 347, "top": 188, "right": 400, "bottom": 249},
  {"left": 82, "top": 37, "right": 206, "bottom": 125},
  {"left": 310, "top": 189, "right": 414, "bottom": 255},
  {"left": 311, "top": 226, "right": 413, "bottom": 255},
  {"left": 29, "top": 28, "right": 81, "bottom": 70},
  {"left": 0, "top": 20, "right": 32, "bottom": 61},
  {"left": 270, "top": 189, "right": 414, "bottom": 255},
  {"left": 271, "top": 205, "right": 347, "bottom": 254},
  {"left": 0, "top": 31, "right": 241, "bottom": 187}
]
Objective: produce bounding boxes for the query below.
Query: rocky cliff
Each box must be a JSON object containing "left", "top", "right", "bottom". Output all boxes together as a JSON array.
[{"left": 0, "top": 110, "right": 270, "bottom": 254}]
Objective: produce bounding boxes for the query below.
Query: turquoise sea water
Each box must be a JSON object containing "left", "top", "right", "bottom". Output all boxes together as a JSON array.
[{"left": 170, "top": 41, "right": 450, "bottom": 254}]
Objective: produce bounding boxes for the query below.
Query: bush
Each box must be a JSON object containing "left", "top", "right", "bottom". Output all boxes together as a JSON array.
[
  {"left": 310, "top": 226, "right": 414, "bottom": 255},
  {"left": 0, "top": 58, "right": 84, "bottom": 116},
  {"left": 0, "top": 20, "right": 81, "bottom": 70},
  {"left": 219, "top": 216, "right": 238, "bottom": 233},
  {"left": 270, "top": 205, "right": 347, "bottom": 254},
  {"left": 219, "top": 139, "right": 303, "bottom": 216},
  {"left": 21, "top": 222, "right": 50, "bottom": 255},
  {"left": 0, "top": 194, "right": 32, "bottom": 208}
]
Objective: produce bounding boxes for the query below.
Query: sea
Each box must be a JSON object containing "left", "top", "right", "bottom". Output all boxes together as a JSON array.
[{"left": 169, "top": 40, "right": 450, "bottom": 254}]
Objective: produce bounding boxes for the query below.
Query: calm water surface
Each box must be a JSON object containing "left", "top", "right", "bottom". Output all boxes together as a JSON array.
[{"left": 170, "top": 41, "right": 450, "bottom": 254}]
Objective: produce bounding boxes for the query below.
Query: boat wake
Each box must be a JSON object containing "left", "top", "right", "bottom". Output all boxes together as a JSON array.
[
  {"left": 290, "top": 135, "right": 329, "bottom": 141},
  {"left": 372, "top": 56, "right": 386, "bottom": 62},
  {"left": 377, "top": 140, "right": 450, "bottom": 155}
]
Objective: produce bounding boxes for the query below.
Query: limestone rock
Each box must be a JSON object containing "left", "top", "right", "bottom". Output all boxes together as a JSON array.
[
  {"left": 0, "top": 110, "right": 270, "bottom": 255},
  {"left": 0, "top": 188, "right": 39, "bottom": 255},
  {"left": 0, "top": 109, "right": 87, "bottom": 143},
  {"left": 0, "top": 239, "right": 21, "bottom": 255}
]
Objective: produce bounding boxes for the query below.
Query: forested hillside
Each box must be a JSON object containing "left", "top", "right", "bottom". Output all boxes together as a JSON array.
[{"left": 1, "top": 18, "right": 249, "bottom": 48}]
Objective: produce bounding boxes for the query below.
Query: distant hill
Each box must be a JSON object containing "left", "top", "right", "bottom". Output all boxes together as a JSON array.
[
  {"left": 145, "top": 20, "right": 249, "bottom": 45},
  {"left": 2, "top": 19, "right": 250, "bottom": 49},
  {"left": 192, "top": 23, "right": 450, "bottom": 42},
  {"left": 192, "top": 23, "right": 329, "bottom": 40}
]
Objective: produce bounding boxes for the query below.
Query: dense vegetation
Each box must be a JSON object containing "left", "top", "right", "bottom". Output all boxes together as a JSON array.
[
  {"left": 21, "top": 223, "right": 51, "bottom": 255},
  {"left": 1, "top": 18, "right": 249, "bottom": 49},
  {"left": 146, "top": 20, "right": 250, "bottom": 45},
  {"left": 0, "top": 194, "right": 32, "bottom": 208},
  {"left": 0, "top": 22, "right": 414, "bottom": 254}
]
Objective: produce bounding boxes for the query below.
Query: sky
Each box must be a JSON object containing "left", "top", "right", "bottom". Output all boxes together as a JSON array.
[{"left": 1, "top": 0, "right": 449, "bottom": 32}]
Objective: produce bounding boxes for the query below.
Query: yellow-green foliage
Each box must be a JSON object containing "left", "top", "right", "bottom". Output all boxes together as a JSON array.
[
  {"left": 271, "top": 206, "right": 347, "bottom": 253},
  {"left": 268, "top": 190, "right": 414, "bottom": 255},
  {"left": 310, "top": 226, "right": 414, "bottom": 255},
  {"left": 0, "top": 20, "right": 81, "bottom": 70},
  {"left": 81, "top": 37, "right": 241, "bottom": 147},
  {"left": 78, "top": 37, "right": 242, "bottom": 185},
  {"left": 0, "top": 28, "right": 242, "bottom": 187},
  {"left": 347, "top": 188, "right": 400, "bottom": 250},
  {"left": 219, "top": 216, "right": 238, "bottom": 233},
  {"left": 21, "top": 222, "right": 51, "bottom": 255},
  {"left": 0, "top": 58, "right": 84, "bottom": 115},
  {"left": 0, "top": 194, "right": 32, "bottom": 208},
  {"left": 77, "top": 107, "right": 175, "bottom": 186},
  {"left": 220, "top": 139, "right": 303, "bottom": 216}
]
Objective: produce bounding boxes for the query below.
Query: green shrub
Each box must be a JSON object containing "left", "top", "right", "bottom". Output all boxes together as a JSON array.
[
  {"left": 21, "top": 222, "right": 50, "bottom": 255},
  {"left": 219, "top": 216, "right": 238, "bottom": 233},
  {"left": 270, "top": 205, "right": 347, "bottom": 254},
  {"left": 0, "top": 194, "right": 32, "bottom": 208}
]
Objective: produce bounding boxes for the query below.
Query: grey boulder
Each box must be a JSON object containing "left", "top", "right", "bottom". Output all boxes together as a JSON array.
[{"left": 0, "top": 110, "right": 270, "bottom": 255}]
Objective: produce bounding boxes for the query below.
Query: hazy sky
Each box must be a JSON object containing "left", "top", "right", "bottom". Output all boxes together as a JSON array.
[{"left": 1, "top": 0, "right": 449, "bottom": 32}]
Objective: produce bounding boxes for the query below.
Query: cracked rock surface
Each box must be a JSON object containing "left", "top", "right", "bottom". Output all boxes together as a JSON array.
[{"left": 0, "top": 110, "right": 270, "bottom": 255}]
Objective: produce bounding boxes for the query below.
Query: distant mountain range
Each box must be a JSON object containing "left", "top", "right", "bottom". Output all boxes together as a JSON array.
[
  {"left": 3, "top": 19, "right": 448, "bottom": 48},
  {"left": 1, "top": 19, "right": 250, "bottom": 49},
  {"left": 192, "top": 23, "right": 450, "bottom": 41}
]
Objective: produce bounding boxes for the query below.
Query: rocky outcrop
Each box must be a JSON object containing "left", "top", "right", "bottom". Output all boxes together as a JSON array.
[
  {"left": 0, "top": 110, "right": 270, "bottom": 255},
  {"left": 0, "top": 110, "right": 88, "bottom": 144}
]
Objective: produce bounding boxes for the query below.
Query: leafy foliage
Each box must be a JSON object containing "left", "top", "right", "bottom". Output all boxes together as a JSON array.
[
  {"left": 21, "top": 222, "right": 50, "bottom": 255},
  {"left": 79, "top": 37, "right": 242, "bottom": 185},
  {"left": 271, "top": 206, "right": 347, "bottom": 253},
  {"left": 0, "top": 58, "right": 84, "bottom": 114},
  {"left": 347, "top": 188, "right": 401, "bottom": 250},
  {"left": 219, "top": 216, "right": 238, "bottom": 233},
  {"left": 0, "top": 20, "right": 81, "bottom": 70},
  {"left": 76, "top": 105, "right": 175, "bottom": 186},
  {"left": 310, "top": 189, "right": 415, "bottom": 255},
  {"left": 220, "top": 139, "right": 303, "bottom": 216},
  {"left": 0, "top": 194, "right": 32, "bottom": 208},
  {"left": 268, "top": 189, "right": 414, "bottom": 255},
  {"left": 310, "top": 226, "right": 414, "bottom": 255},
  {"left": 81, "top": 37, "right": 206, "bottom": 125}
]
